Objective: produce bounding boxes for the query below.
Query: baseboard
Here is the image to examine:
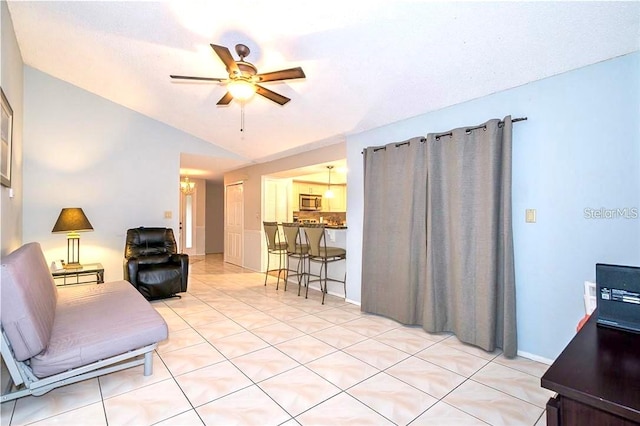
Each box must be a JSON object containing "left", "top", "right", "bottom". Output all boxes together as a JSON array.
[
  {"left": 286, "top": 279, "right": 361, "bottom": 306},
  {"left": 517, "top": 350, "right": 554, "bottom": 365}
]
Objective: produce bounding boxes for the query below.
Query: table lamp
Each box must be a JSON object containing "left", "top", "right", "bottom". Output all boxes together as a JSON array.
[{"left": 52, "top": 207, "right": 94, "bottom": 269}]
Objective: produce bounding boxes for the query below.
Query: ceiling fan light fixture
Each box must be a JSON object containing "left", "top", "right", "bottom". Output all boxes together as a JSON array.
[{"left": 228, "top": 79, "right": 256, "bottom": 101}]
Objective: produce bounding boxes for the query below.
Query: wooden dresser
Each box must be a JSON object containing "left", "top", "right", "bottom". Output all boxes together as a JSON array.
[{"left": 541, "top": 310, "right": 640, "bottom": 425}]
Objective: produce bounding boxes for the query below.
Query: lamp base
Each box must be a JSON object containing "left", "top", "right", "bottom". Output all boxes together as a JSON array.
[{"left": 63, "top": 263, "right": 83, "bottom": 270}]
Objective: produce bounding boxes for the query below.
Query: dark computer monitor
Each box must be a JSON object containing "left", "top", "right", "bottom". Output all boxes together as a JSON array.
[{"left": 596, "top": 263, "right": 640, "bottom": 332}]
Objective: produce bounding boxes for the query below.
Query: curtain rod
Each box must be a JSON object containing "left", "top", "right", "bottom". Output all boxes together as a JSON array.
[{"left": 362, "top": 117, "right": 528, "bottom": 153}]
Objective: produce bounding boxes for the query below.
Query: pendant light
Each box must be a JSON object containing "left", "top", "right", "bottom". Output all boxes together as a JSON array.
[{"left": 324, "top": 166, "right": 334, "bottom": 199}]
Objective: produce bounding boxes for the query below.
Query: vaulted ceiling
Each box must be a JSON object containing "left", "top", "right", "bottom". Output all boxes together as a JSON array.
[{"left": 7, "top": 1, "right": 640, "bottom": 179}]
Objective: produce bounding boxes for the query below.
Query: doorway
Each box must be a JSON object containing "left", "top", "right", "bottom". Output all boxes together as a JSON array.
[
  {"left": 179, "top": 177, "right": 200, "bottom": 256},
  {"left": 179, "top": 191, "right": 195, "bottom": 254}
]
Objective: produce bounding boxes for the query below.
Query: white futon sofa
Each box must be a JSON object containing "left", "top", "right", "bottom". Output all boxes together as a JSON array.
[{"left": 1, "top": 242, "right": 168, "bottom": 402}]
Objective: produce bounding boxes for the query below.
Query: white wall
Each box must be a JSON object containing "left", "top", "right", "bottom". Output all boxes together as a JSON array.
[
  {"left": 346, "top": 52, "right": 640, "bottom": 361},
  {"left": 0, "top": 1, "right": 24, "bottom": 256},
  {"left": 22, "top": 67, "right": 244, "bottom": 281}
]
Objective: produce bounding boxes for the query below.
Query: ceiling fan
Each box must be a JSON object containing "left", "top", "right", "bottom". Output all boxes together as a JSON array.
[{"left": 170, "top": 43, "right": 305, "bottom": 106}]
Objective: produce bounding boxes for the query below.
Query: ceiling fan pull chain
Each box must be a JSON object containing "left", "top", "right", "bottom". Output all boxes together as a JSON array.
[{"left": 240, "top": 102, "right": 245, "bottom": 132}]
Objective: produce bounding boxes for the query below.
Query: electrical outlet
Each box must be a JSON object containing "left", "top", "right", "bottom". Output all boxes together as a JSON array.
[{"left": 525, "top": 209, "right": 536, "bottom": 223}]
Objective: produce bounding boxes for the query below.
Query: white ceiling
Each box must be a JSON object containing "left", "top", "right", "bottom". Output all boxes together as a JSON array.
[{"left": 7, "top": 1, "right": 640, "bottom": 181}]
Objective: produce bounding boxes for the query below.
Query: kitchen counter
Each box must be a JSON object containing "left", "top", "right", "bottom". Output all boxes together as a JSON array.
[
  {"left": 294, "top": 211, "right": 346, "bottom": 227},
  {"left": 324, "top": 225, "right": 347, "bottom": 229}
]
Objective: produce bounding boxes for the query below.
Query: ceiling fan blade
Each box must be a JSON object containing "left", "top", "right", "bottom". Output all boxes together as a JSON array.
[
  {"left": 170, "top": 75, "right": 225, "bottom": 82},
  {"left": 210, "top": 44, "right": 239, "bottom": 75},
  {"left": 217, "top": 92, "right": 233, "bottom": 105},
  {"left": 256, "top": 67, "right": 306, "bottom": 83},
  {"left": 255, "top": 85, "right": 290, "bottom": 105}
]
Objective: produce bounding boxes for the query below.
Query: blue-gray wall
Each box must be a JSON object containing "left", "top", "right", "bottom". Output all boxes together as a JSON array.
[
  {"left": 22, "top": 67, "right": 243, "bottom": 281},
  {"left": 0, "top": 1, "right": 24, "bottom": 256},
  {"left": 346, "top": 52, "right": 640, "bottom": 361}
]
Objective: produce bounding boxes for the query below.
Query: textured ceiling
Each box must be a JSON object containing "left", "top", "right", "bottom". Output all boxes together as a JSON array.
[{"left": 7, "top": 1, "right": 640, "bottom": 180}]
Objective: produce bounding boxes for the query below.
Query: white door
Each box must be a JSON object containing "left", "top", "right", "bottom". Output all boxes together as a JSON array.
[{"left": 225, "top": 182, "right": 244, "bottom": 266}]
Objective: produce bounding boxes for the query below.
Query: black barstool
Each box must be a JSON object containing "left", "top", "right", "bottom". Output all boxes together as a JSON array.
[
  {"left": 301, "top": 224, "right": 346, "bottom": 304},
  {"left": 263, "top": 222, "right": 287, "bottom": 289}
]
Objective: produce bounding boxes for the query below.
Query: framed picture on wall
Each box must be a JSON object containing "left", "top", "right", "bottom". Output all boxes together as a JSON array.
[{"left": 1, "top": 87, "right": 13, "bottom": 187}]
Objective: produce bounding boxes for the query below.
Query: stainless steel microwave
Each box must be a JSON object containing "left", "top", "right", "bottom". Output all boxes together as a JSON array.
[{"left": 299, "top": 194, "right": 322, "bottom": 211}]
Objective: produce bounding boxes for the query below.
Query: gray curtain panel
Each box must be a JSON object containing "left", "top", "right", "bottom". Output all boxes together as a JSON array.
[
  {"left": 424, "top": 117, "right": 516, "bottom": 357},
  {"left": 362, "top": 137, "right": 427, "bottom": 324},
  {"left": 361, "top": 117, "right": 517, "bottom": 358}
]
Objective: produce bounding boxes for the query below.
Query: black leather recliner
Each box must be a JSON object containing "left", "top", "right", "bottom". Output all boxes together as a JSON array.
[{"left": 123, "top": 227, "right": 188, "bottom": 300}]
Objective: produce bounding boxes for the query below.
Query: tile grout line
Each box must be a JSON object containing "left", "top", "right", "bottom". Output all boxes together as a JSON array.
[{"left": 42, "top": 257, "right": 549, "bottom": 426}]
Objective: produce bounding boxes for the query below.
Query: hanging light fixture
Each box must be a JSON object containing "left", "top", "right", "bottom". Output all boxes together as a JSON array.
[
  {"left": 227, "top": 79, "right": 256, "bottom": 132},
  {"left": 180, "top": 177, "right": 196, "bottom": 195},
  {"left": 227, "top": 78, "right": 257, "bottom": 101},
  {"left": 324, "top": 166, "right": 334, "bottom": 199}
]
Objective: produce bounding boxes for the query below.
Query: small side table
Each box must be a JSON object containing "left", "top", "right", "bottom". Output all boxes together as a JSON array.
[{"left": 51, "top": 263, "right": 104, "bottom": 286}]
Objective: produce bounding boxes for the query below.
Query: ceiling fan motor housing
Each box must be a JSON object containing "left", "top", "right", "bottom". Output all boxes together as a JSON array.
[
  {"left": 233, "top": 45, "right": 257, "bottom": 80},
  {"left": 236, "top": 61, "right": 257, "bottom": 79}
]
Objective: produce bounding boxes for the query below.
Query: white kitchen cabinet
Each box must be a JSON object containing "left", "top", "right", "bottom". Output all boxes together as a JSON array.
[
  {"left": 307, "top": 183, "right": 326, "bottom": 195},
  {"left": 324, "top": 185, "right": 346, "bottom": 212}
]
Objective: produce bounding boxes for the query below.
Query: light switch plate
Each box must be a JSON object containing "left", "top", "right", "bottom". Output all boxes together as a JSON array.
[
  {"left": 164, "top": 211, "right": 172, "bottom": 219},
  {"left": 525, "top": 209, "right": 536, "bottom": 223}
]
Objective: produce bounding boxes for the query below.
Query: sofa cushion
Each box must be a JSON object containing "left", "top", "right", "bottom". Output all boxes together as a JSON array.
[
  {"left": 30, "top": 280, "right": 168, "bottom": 378},
  {"left": 1, "top": 242, "right": 58, "bottom": 361}
]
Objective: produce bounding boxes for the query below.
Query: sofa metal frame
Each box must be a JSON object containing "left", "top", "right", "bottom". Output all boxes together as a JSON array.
[{"left": 1, "top": 328, "right": 157, "bottom": 403}]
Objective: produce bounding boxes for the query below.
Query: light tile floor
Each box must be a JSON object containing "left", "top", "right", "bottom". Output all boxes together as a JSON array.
[{"left": 1, "top": 254, "right": 553, "bottom": 426}]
